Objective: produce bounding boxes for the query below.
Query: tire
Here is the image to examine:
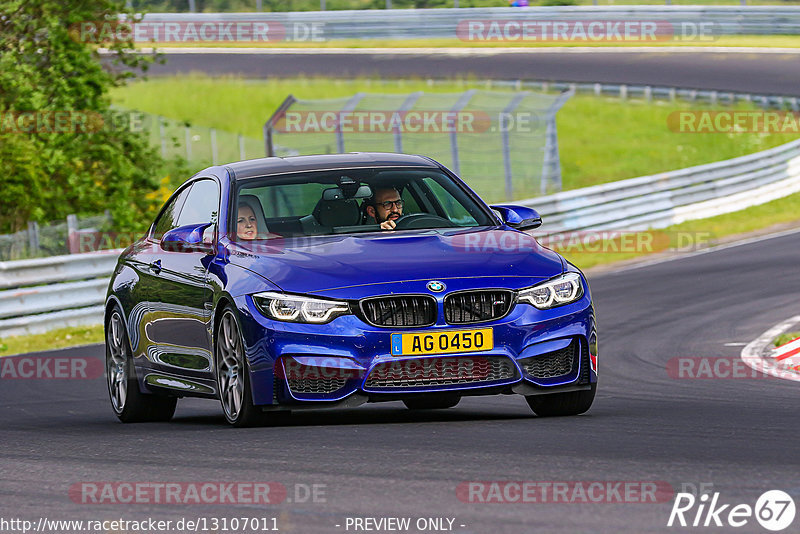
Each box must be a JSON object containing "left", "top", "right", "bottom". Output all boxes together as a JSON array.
[
  {"left": 525, "top": 384, "right": 596, "bottom": 417},
  {"left": 215, "top": 307, "right": 266, "bottom": 427},
  {"left": 106, "top": 307, "right": 177, "bottom": 423},
  {"left": 403, "top": 395, "right": 460, "bottom": 410}
]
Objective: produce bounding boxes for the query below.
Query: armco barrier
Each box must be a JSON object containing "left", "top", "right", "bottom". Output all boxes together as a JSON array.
[
  {"left": 1, "top": 138, "right": 799, "bottom": 337},
  {"left": 521, "top": 138, "right": 800, "bottom": 234},
  {"left": 137, "top": 7, "right": 800, "bottom": 39},
  {"left": 0, "top": 252, "right": 121, "bottom": 337}
]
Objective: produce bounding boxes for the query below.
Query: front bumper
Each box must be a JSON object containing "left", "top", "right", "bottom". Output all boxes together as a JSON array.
[{"left": 236, "top": 291, "right": 597, "bottom": 406}]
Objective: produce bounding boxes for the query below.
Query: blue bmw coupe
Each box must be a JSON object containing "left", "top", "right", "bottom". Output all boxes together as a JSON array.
[{"left": 105, "top": 153, "right": 597, "bottom": 426}]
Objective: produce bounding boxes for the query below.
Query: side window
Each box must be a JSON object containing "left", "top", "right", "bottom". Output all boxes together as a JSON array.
[
  {"left": 151, "top": 186, "right": 191, "bottom": 240},
  {"left": 422, "top": 177, "right": 478, "bottom": 226},
  {"left": 177, "top": 179, "right": 220, "bottom": 227},
  {"left": 400, "top": 186, "right": 421, "bottom": 214}
]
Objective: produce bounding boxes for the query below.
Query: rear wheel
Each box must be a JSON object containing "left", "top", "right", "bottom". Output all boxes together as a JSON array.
[
  {"left": 106, "top": 308, "right": 177, "bottom": 423},
  {"left": 403, "top": 395, "right": 460, "bottom": 410},
  {"left": 525, "top": 384, "right": 596, "bottom": 417},
  {"left": 215, "top": 308, "right": 266, "bottom": 427}
]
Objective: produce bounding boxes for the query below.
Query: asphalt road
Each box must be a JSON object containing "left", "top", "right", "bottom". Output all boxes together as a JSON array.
[
  {"left": 147, "top": 49, "right": 800, "bottom": 96},
  {"left": 2, "top": 229, "right": 799, "bottom": 533}
]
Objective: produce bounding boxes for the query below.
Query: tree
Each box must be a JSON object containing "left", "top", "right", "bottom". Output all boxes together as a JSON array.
[{"left": 0, "top": 0, "right": 168, "bottom": 233}]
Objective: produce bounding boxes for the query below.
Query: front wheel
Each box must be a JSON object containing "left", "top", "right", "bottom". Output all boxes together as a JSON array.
[
  {"left": 215, "top": 307, "right": 267, "bottom": 427},
  {"left": 105, "top": 308, "right": 177, "bottom": 423},
  {"left": 525, "top": 384, "right": 596, "bottom": 417}
]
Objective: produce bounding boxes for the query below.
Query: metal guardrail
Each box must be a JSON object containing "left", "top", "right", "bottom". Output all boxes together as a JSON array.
[
  {"left": 139, "top": 7, "right": 800, "bottom": 38},
  {"left": 522, "top": 138, "right": 800, "bottom": 234},
  {"left": 0, "top": 253, "right": 120, "bottom": 337},
  {"left": 2, "top": 137, "right": 800, "bottom": 337}
]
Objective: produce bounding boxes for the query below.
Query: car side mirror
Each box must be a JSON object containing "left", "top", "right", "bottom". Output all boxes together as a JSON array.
[
  {"left": 490, "top": 205, "right": 542, "bottom": 230},
  {"left": 161, "top": 223, "right": 214, "bottom": 254}
]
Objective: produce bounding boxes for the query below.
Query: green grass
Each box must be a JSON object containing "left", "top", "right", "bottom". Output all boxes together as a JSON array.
[
  {"left": 774, "top": 332, "right": 800, "bottom": 347},
  {"left": 139, "top": 35, "right": 800, "bottom": 49},
  {"left": 111, "top": 75, "right": 800, "bottom": 192},
  {"left": 0, "top": 325, "right": 105, "bottom": 357}
]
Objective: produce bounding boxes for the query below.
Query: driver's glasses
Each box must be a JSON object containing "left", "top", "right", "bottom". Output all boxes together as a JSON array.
[{"left": 377, "top": 199, "right": 404, "bottom": 210}]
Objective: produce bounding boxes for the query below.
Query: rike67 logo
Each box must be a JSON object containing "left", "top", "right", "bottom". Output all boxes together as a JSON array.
[{"left": 668, "top": 490, "right": 796, "bottom": 531}]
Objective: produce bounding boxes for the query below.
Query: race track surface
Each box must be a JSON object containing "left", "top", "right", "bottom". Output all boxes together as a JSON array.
[
  {"left": 148, "top": 49, "right": 800, "bottom": 96},
  {"left": 2, "top": 230, "right": 799, "bottom": 533}
]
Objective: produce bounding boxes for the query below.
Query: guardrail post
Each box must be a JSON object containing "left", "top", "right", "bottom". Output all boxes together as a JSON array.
[
  {"left": 619, "top": 85, "right": 628, "bottom": 100},
  {"left": 710, "top": 91, "right": 718, "bottom": 106},
  {"left": 644, "top": 86, "right": 652, "bottom": 102},
  {"left": 211, "top": 129, "right": 218, "bottom": 165},
  {"left": 257, "top": 0, "right": 263, "bottom": 10},
  {"left": 27, "top": 222, "right": 39, "bottom": 257},
  {"left": 239, "top": 134, "right": 246, "bottom": 161},
  {"left": 594, "top": 83, "right": 601, "bottom": 96},
  {"left": 791, "top": 98, "right": 799, "bottom": 112},
  {"left": 188, "top": 0, "right": 196, "bottom": 12}
]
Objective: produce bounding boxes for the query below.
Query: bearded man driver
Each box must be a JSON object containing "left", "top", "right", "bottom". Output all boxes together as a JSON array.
[{"left": 365, "top": 187, "right": 404, "bottom": 231}]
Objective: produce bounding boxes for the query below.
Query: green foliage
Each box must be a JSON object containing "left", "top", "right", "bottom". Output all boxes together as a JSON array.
[
  {"left": 774, "top": 332, "right": 800, "bottom": 347},
  {"left": 0, "top": 0, "right": 170, "bottom": 234}
]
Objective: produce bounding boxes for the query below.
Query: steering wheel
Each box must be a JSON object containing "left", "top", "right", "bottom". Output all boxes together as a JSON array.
[{"left": 393, "top": 213, "right": 456, "bottom": 230}]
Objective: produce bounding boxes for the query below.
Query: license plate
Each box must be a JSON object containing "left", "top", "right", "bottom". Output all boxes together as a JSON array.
[{"left": 391, "top": 328, "right": 493, "bottom": 356}]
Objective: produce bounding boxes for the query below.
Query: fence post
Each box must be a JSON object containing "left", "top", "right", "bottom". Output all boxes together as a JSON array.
[
  {"left": 211, "top": 129, "right": 218, "bottom": 165},
  {"left": 541, "top": 89, "right": 574, "bottom": 195},
  {"left": 263, "top": 95, "right": 297, "bottom": 157},
  {"left": 67, "top": 214, "right": 78, "bottom": 254},
  {"left": 394, "top": 91, "right": 423, "bottom": 153},
  {"left": 159, "top": 117, "right": 167, "bottom": 158},
  {"left": 27, "top": 221, "right": 40, "bottom": 256},
  {"left": 239, "top": 134, "right": 246, "bottom": 161},
  {"left": 500, "top": 92, "right": 529, "bottom": 201},
  {"left": 449, "top": 89, "right": 476, "bottom": 177},
  {"left": 336, "top": 93, "right": 365, "bottom": 154},
  {"left": 185, "top": 126, "right": 192, "bottom": 161}
]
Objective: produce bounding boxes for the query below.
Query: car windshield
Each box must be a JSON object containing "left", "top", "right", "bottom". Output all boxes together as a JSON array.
[{"left": 232, "top": 167, "right": 495, "bottom": 240}]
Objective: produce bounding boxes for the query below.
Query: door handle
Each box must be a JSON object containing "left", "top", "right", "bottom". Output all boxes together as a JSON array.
[{"left": 148, "top": 259, "right": 162, "bottom": 274}]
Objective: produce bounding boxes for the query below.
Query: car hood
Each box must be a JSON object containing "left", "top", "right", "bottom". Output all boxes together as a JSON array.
[{"left": 226, "top": 227, "right": 564, "bottom": 298}]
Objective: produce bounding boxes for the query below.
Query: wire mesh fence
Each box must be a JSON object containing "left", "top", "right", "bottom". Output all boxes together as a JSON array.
[
  {"left": 265, "top": 89, "right": 573, "bottom": 203},
  {"left": 0, "top": 213, "right": 113, "bottom": 261}
]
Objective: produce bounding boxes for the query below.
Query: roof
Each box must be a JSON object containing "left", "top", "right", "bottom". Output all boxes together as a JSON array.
[{"left": 224, "top": 153, "right": 439, "bottom": 180}]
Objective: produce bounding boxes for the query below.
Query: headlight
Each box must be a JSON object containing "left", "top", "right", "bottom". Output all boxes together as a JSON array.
[
  {"left": 252, "top": 292, "right": 351, "bottom": 324},
  {"left": 517, "top": 272, "right": 584, "bottom": 309}
]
